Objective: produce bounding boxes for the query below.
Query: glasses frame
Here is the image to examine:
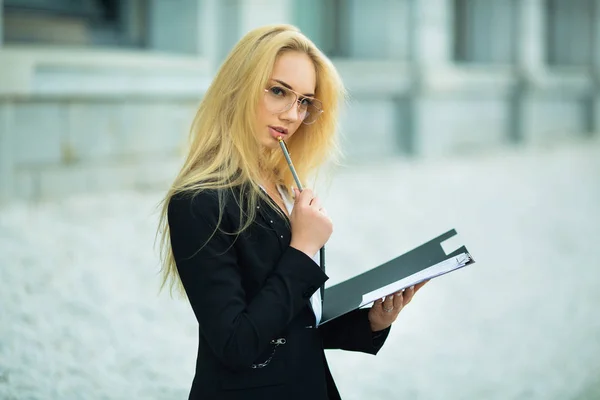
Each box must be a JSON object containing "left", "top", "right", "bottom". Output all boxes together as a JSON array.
[{"left": 263, "top": 84, "right": 324, "bottom": 125}]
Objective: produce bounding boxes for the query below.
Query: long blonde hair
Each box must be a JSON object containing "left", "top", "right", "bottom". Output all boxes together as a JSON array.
[{"left": 157, "top": 24, "right": 346, "bottom": 295}]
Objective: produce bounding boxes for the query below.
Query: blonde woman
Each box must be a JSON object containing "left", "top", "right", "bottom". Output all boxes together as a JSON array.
[{"left": 158, "top": 24, "right": 426, "bottom": 400}]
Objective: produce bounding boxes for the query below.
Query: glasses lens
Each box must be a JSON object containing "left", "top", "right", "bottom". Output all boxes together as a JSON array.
[
  {"left": 265, "top": 86, "right": 295, "bottom": 114},
  {"left": 264, "top": 85, "right": 323, "bottom": 124},
  {"left": 302, "top": 100, "right": 322, "bottom": 125}
]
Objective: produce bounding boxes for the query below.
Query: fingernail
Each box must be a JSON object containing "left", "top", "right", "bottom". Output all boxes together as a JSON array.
[
  {"left": 395, "top": 292, "right": 402, "bottom": 297},
  {"left": 410, "top": 285, "right": 415, "bottom": 290}
]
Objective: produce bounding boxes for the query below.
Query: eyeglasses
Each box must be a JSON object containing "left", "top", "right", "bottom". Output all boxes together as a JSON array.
[{"left": 263, "top": 84, "right": 323, "bottom": 125}]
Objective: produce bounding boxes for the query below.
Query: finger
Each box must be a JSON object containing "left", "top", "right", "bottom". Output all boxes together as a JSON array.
[
  {"left": 296, "top": 188, "right": 314, "bottom": 207},
  {"left": 372, "top": 297, "right": 384, "bottom": 313},
  {"left": 309, "top": 196, "right": 322, "bottom": 210},
  {"left": 393, "top": 290, "right": 404, "bottom": 310},
  {"left": 382, "top": 295, "right": 394, "bottom": 313},
  {"left": 403, "top": 285, "right": 416, "bottom": 305},
  {"left": 414, "top": 280, "right": 429, "bottom": 293}
]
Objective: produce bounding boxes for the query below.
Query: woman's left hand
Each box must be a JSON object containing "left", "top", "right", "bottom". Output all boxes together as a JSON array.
[{"left": 368, "top": 280, "right": 429, "bottom": 332}]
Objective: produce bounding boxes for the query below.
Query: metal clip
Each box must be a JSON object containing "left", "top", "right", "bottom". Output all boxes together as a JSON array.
[{"left": 251, "top": 337, "right": 287, "bottom": 369}]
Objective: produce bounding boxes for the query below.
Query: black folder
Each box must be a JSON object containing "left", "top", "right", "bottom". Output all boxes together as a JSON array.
[{"left": 320, "top": 229, "right": 475, "bottom": 325}]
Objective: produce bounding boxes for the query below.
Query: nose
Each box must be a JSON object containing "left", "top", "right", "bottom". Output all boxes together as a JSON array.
[{"left": 280, "top": 101, "right": 301, "bottom": 123}]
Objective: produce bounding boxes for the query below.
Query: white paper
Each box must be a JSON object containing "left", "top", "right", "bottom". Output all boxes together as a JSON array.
[{"left": 360, "top": 253, "right": 471, "bottom": 307}]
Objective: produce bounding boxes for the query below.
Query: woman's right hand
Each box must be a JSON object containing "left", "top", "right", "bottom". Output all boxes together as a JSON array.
[{"left": 289, "top": 188, "right": 332, "bottom": 258}]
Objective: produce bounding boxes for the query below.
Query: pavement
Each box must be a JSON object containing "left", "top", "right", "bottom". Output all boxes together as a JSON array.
[{"left": 1, "top": 139, "right": 599, "bottom": 400}]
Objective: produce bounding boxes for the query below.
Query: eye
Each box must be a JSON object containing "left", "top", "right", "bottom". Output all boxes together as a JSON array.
[
  {"left": 299, "top": 97, "right": 313, "bottom": 106},
  {"left": 269, "top": 86, "right": 285, "bottom": 96}
]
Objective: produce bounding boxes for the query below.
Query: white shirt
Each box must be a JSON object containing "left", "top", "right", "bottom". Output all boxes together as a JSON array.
[{"left": 259, "top": 185, "right": 323, "bottom": 326}]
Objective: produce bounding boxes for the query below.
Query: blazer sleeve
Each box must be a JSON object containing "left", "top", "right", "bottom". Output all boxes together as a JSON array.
[
  {"left": 319, "top": 308, "right": 391, "bottom": 355},
  {"left": 167, "top": 190, "right": 328, "bottom": 371}
]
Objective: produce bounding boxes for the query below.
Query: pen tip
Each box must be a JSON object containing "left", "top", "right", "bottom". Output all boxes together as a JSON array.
[{"left": 277, "top": 136, "right": 283, "bottom": 142}]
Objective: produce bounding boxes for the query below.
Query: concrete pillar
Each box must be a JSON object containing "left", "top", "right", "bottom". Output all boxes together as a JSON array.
[
  {"left": 411, "top": 0, "right": 453, "bottom": 68},
  {"left": 198, "top": 0, "right": 219, "bottom": 73},
  {"left": 592, "top": 0, "right": 600, "bottom": 137},
  {"left": 119, "top": 0, "right": 147, "bottom": 47},
  {"left": 293, "top": 0, "right": 331, "bottom": 52},
  {"left": 409, "top": 0, "right": 453, "bottom": 156},
  {"left": 147, "top": 0, "right": 203, "bottom": 55},
  {"left": 0, "top": 0, "right": 4, "bottom": 46},
  {"left": 513, "top": 0, "right": 546, "bottom": 143},
  {"left": 0, "top": 104, "right": 13, "bottom": 203},
  {"left": 238, "top": 0, "right": 293, "bottom": 36},
  {"left": 212, "top": 0, "right": 241, "bottom": 67},
  {"left": 594, "top": 0, "right": 600, "bottom": 70},
  {"left": 210, "top": 0, "right": 294, "bottom": 71},
  {"left": 517, "top": 0, "right": 546, "bottom": 74}
]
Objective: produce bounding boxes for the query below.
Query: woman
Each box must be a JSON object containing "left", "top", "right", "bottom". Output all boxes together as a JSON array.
[{"left": 158, "top": 24, "right": 426, "bottom": 400}]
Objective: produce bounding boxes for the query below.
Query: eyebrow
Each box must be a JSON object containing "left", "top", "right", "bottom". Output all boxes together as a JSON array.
[{"left": 273, "top": 79, "right": 315, "bottom": 98}]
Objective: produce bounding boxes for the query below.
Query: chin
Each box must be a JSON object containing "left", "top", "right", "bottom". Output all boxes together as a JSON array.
[{"left": 261, "top": 136, "right": 282, "bottom": 150}]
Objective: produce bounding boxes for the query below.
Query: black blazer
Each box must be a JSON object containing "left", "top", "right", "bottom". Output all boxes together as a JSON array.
[{"left": 167, "top": 186, "right": 390, "bottom": 400}]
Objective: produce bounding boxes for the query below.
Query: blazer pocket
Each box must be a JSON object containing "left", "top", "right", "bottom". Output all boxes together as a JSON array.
[{"left": 220, "top": 338, "right": 288, "bottom": 390}]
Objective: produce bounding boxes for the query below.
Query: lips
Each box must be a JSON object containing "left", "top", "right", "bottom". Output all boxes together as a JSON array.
[
  {"left": 269, "top": 126, "right": 288, "bottom": 140},
  {"left": 269, "top": 126, "right": 288, "bottom": 135}
]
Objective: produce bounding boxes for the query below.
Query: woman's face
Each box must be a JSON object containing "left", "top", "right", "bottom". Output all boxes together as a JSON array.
[{"left": 255, "top": 51, "right": 317, "bottom": 150}]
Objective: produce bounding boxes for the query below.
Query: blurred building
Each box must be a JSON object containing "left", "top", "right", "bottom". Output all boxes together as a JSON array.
[{"left": 0, "top": 0, "right": 599, "bottom": 201}]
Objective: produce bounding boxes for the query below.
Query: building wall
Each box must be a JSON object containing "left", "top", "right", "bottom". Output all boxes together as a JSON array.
[{"left": 1, "top": 0, "right": 599, "bottom": 201}]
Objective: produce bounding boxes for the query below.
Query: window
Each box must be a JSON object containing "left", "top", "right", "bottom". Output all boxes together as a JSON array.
[
  {"left": 453, "top": 0, "right": 517, "bottom": 64},
  {"left": 545, "top": 0, "right": 594, "bottom": 66},
  {"left": 294, "top": 0, "right": 410, "bottom": 60},
  {"left": 3, "top": 0, "right": 147, "bottom": 48}
]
